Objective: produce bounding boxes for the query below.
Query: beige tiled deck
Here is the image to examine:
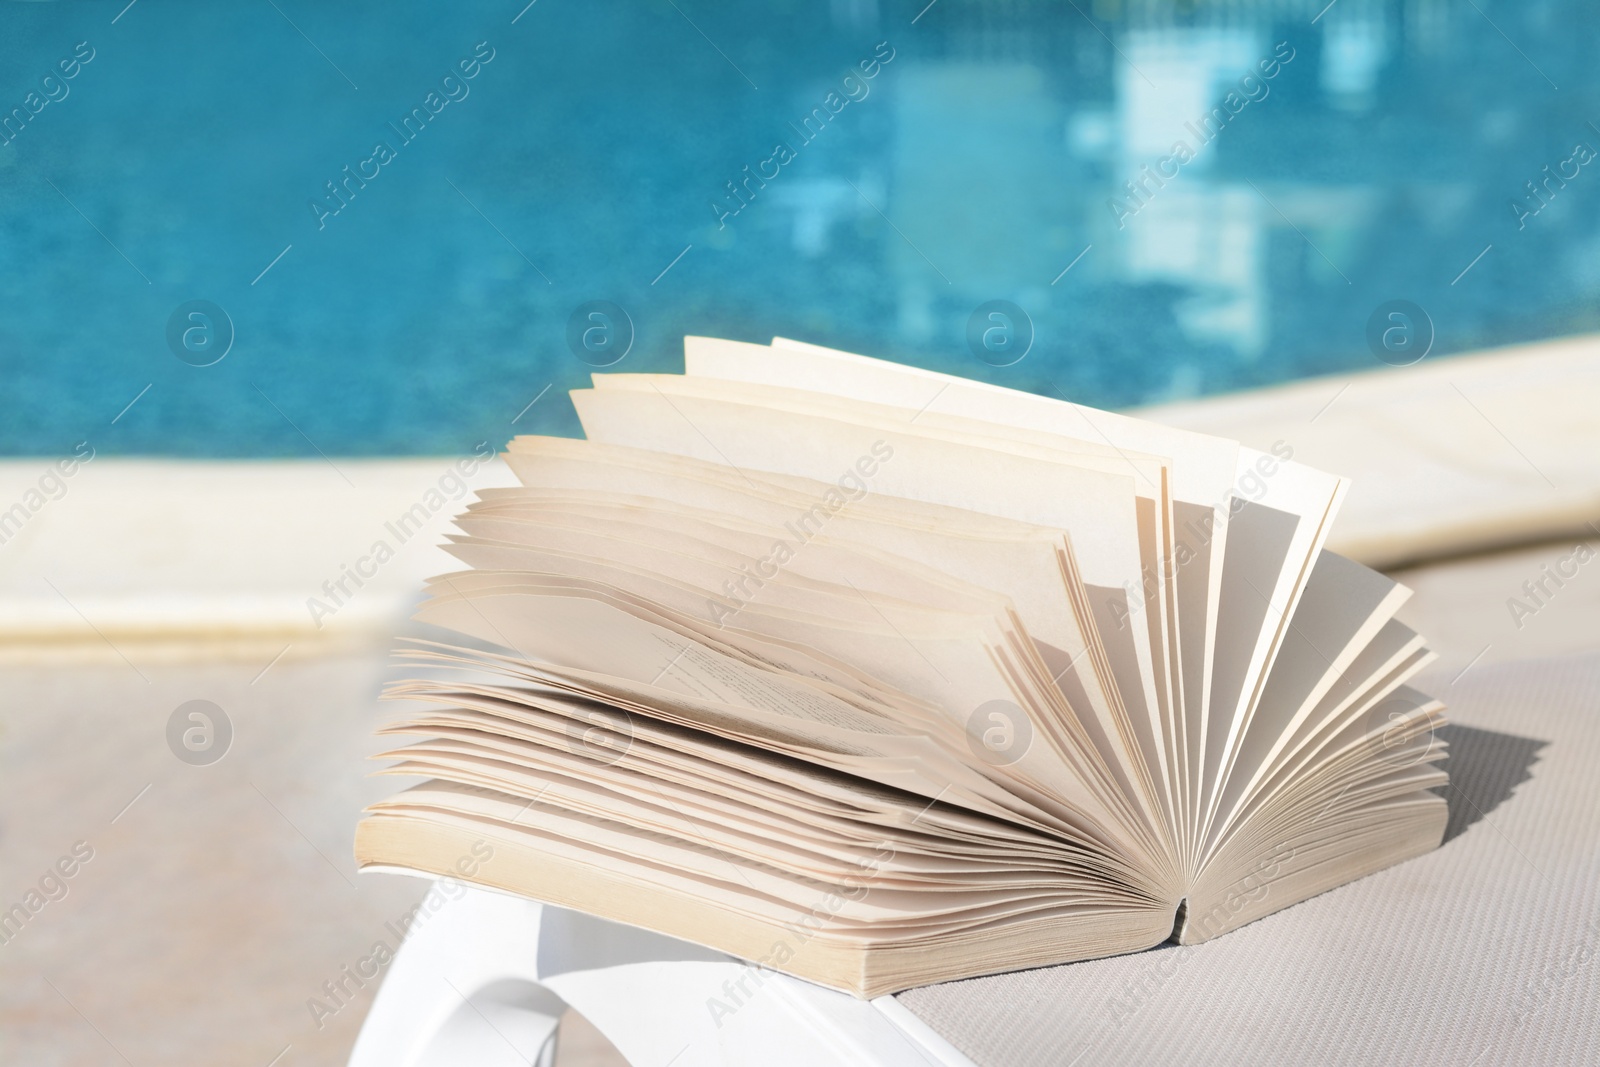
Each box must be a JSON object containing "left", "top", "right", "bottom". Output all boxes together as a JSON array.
[{"left": 0, "top": 638, "right": 630, "bottom": 1066}]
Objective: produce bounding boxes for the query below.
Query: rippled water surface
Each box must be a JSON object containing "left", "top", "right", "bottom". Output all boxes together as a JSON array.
[{"left": 2, "top": 1, "right": 1596, "bottom": 454}]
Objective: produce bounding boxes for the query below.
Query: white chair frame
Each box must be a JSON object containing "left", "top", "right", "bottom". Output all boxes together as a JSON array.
[{"left": 348, "top": 878, "right": 977, "bottom": 1067}]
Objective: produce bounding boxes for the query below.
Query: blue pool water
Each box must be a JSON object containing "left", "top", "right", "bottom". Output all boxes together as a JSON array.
[{"left": 2, "top": 1, "right": 1597, "bottom": 456}]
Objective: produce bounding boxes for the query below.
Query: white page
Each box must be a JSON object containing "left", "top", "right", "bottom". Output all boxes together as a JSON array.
[
  {"left": 1197, "top": 455, "right": 1347, "bottom": 850},
  {"left": 733, "top": 339, "right": 1347, "bottom": 868},
  {"left": 568, "top": 385, "right": 1163, "bottom": 790},
  {"left": 587, "top": 370, "right": 1174, "bottom": 833},
  {"left": 1204, "top": 551, "right": 1411, "bottom": 851},
  {"left": 492, "top": 440, "right": 1158, "bottom": 838},
  {"left": 685, "top": 336, "right": 1251, "bottom": 859}
]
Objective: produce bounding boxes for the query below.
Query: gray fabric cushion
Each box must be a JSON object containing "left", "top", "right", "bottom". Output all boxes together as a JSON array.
[{"left": 898, "top": 651, "right": 1600, "bottom": 1066}]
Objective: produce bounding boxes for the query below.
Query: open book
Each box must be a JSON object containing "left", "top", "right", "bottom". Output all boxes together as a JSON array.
[{"left": 355, "top": 336, "right": 1449, "bottom": 998}]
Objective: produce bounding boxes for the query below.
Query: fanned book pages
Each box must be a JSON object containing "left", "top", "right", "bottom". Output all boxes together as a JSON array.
[{"left": 354, "top": 336, "right": 1449, "bottom": 999}]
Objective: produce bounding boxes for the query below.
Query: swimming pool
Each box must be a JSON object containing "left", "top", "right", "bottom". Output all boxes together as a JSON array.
[{"left": 2, "top": 0, "right": 1595, "bottom": 456}]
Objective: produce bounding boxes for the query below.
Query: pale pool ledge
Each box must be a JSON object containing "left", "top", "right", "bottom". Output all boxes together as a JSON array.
[
  {"left": 2, "top": 334, "right": 1596, "bottom": 657},
  {"left": 0, "top": 456, "right": 519, "bottom": 660},
  {"left": 1137, "top": 332, "right": 1600, "bottom": 570}
]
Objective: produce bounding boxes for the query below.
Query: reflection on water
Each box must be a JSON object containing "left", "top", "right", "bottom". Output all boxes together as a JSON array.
[{"left": 0, "top": 0, "right": 1595, "bottom": 454}]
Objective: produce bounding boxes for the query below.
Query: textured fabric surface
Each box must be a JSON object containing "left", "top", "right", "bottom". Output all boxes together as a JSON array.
[{"left": 898, "top": 652, "right": 1600, "bottom": 1066}]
